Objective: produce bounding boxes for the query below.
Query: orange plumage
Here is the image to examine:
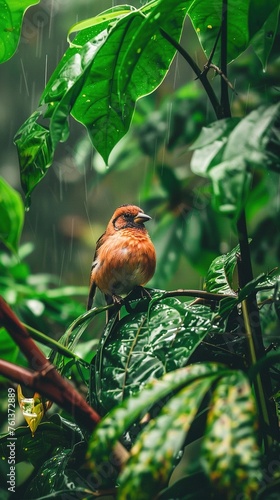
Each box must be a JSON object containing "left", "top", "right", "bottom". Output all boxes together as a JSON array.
[{"left": 87, "top": 204, "right": 156, "bottom": 311}]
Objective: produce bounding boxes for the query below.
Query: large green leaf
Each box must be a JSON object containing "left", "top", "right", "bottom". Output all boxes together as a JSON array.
[
  {"left": 87, "top": 363, "right": 228, "bottom": 467},
  {"left": 0, "top": 0, "right": 40, "bottom": 63},
  {"left": 201, "top": 372, "right": 262, "bottom": 498},
  {"left": 190, "top": 103, "right": 280, "bottom": 218},
  {"left": 118, "top": 377, "right": 217, "bottom": 499},
  {"left": 72, "top": 0, "right": 189, "bottom": 163},
  {"left": 0, "top": 176, "right": 24, "bottom": 253},
  {"left": 90, "top": 294, "right": 221, "bottom": 414},
  {"left": 188, "top": 0, "right": 278, "bottom": 66},
  {"left": 188, "top": 0, "right": 249, "bottom": 64},
  {"left": 15, "top": 0, "right": 189, "bottom": 198}
]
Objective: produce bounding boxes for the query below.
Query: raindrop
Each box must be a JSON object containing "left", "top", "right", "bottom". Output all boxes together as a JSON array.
[{"left": 266, "top": 31, "right": 274, "bottom": 38}]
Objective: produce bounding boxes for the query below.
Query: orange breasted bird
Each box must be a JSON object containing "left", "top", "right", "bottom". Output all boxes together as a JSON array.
[{"left": 87, "top": 204, "right": 156, "bottom": 312}]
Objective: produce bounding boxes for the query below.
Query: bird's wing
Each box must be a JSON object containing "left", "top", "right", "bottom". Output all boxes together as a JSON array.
[{"left": 87, "top": 232, "right": 106, "bottom": 310}]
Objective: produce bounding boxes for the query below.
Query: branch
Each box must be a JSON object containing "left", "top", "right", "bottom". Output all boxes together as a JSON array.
[
  {"left": 159, "top": 28, "right": 222, "bottom": 119},
  {"left": 0, "top": 296, "right": 129, "bottom": 465}
]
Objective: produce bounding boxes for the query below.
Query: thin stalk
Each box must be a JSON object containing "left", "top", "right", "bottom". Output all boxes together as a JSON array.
[
  {"left": 22, "top": 323, "right": 79, "bottom": 360},
  {"left": 220, "top": 0, "right": 231, "bottom": 117},
  {"left": 219, "top": 0, "right": 278, "bottom": 446},
  {"left": 159, "top": 28, "right": 222, "bottom": 119}
]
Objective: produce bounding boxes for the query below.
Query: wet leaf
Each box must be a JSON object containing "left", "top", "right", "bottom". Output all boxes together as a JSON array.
[
  {"left": 0, "top": 176, "right": 24, "bottom": 253},
  {"left": 204, "top": 245, "right": 239, "bottom": 295},
  {"left": 118, "top": 377, "right": 218, "bottom": 499},
  {"left": 87, "top": 363, "right": 228, "bottom": 467},
  {"left": 23, "top": 446, "right": 87, "bottom": 498},
  {"left": 14, "top": 112, "right": 54, "bottom": 204},
  {"left": 201, "top": 372, "right": 262, "bottom": 499},
  {"left": 188, "top": 0, "right": 277, "bottom": 66},
  {"left": 0, "top": 0, "right": 40, "bottom": 63},
  {"left": 72, "top": 0, "right": 188, "bottom": 163},
  {"left": 90, "top": 296, "right": 222, "bottom": 414},
  {"left": 248, "top": 0, "right": 280, "bottom": 68},
  {"left": 188, "top": 0, "right": 249, "bottom": 65},
  {"left": 0, "top": 415, "right": 80, "bottom": 467}
]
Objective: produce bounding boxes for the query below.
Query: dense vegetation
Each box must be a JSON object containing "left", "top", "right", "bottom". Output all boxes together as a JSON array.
[{"left": 0, "top": 0, "right": 280, "bottom": 498}]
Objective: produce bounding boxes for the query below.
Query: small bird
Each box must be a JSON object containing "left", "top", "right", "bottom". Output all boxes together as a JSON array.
[{"left": 87, "top": 204, "right": 156, "bottom": 313}]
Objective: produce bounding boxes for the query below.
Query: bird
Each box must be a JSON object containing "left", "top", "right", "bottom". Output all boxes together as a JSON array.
[{"left": 87, "top": 204, "right": 156, "bottom": 314}]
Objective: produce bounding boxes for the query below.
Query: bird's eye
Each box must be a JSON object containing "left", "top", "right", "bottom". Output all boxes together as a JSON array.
[{"left": 123, "top": 213, "right": 131, "bottom": 219}]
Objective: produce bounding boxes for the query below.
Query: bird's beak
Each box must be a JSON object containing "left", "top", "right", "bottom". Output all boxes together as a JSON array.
[{"left": 134, "top": 212, "right": 152, "bottom": 224}]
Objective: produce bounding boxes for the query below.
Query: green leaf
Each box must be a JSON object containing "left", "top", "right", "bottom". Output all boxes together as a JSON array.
[
  {"left": 90, "top": 295, "right": 222, "bottom": 414},
  {"left": 204, "top": 245, "right": 239, "bottom": 295},
  {"left": 188, "top": 0, "right": 249, "bottom": 64},
  {"left": 87, "top": 363, "right": 228, "bottom": 466},
  {"left": 191, "top": 103, "right": 280, "bottom": 218},
  {"left": 190, "top": 118, "right": 240, "bottom": 176},
  {"left": 72, "top": 0, "right": 188, "bottom": 163},
  {"left": 67, "top": 5, "right": 138, "bottom": 44},
  {"left": 0, "top": 417, "right": 79, "bottom": 467},
  {"left": 223, "top": 102, "right": 280, "bottom": 173},
  {"left": 189, "top": 0, "right": 278, "bottom": 66},
  {"left": 0, "top": 176, "right": 24, "bottom": 253},
  {"left": 118, "top": 377, "right": 217, "bottom": 499},
  {"left": 248, "top": 0, "right": 280, "bottom": 68},
  {"left": 0, "top": 0, "right": 40, "bottom": 63},
  {"left": 14, "top": 112, "right": 54, "bottom": 205},
  {"left": 201, "top": 372, "right": 262, "bottom": 498},
  {"left": 209, "top": 156, "right": 252, "bottom": 217}
]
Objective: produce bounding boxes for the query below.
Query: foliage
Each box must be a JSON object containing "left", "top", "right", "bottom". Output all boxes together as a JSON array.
[
  {"left": 0, "top": 0, "right": 40, "bottom": 63},
  {"left": 0, "top": 0, "right": 280, "bottom": 499}
]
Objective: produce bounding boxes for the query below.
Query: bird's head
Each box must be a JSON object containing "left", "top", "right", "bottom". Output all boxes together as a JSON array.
[{"left": 110, "top": 204, "right": 152, "bottom": 231}]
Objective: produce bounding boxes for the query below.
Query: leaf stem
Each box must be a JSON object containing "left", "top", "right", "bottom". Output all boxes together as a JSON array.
[{"left": 22, "top": 322, "right": 79, "bottom": 360}]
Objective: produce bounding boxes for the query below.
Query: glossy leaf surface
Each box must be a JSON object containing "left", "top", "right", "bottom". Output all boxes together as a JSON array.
[
  {"left": 87, "top": 363, "right": 227, "bottom": 466},
  {"left": 188, "top": 0, "right": 278, "bottom": 66},
  {"left": 204, "top": 245, "right": 239, "bottom": 295},
  {"left": 90, "top": 295, "right": 221, "bottom": 414},
  {"left": 0, "top": 0, "right": 40, "bottom": 63}
]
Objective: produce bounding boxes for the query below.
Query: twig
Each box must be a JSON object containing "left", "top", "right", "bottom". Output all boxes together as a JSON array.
[{"left": 159, "top": 27, "right": 222, "bottom": 119}]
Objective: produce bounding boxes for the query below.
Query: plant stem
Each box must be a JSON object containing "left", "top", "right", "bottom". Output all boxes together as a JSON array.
[
  {"left": 219, "top": 0, "right": 278, "bottom": 446},
  {"left": 159, "top": 28, "right": 222, "bottom": 119},
  {"left": 220, "top": 0, "right": 231, "bottom": 117},
  {"left": 22, "top": 322, "right": 79, "bottom": 360}
]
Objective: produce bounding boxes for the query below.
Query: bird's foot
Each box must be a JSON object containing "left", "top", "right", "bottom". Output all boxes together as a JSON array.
[{"left": 112, "top": 294, "right": 124, "bottom": 307}]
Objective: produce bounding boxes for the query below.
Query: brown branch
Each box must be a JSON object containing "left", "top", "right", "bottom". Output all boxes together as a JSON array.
[{"left": 0, "top": 296, "right": 100, "bottom": 431}]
